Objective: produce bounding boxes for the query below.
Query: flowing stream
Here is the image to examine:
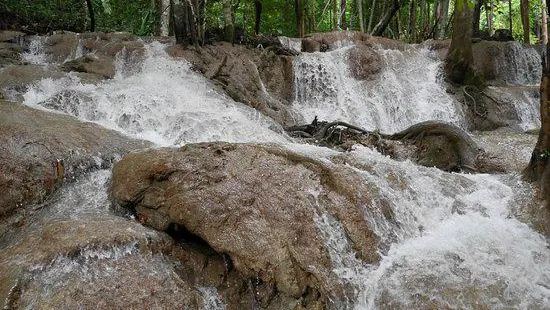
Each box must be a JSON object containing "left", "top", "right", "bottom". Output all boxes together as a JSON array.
[{"left": 11, "top": 38, "right": 550, "bottom": 309}]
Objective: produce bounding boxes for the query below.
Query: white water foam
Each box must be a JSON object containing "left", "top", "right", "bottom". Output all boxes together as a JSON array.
[
  {"left": 23, "top": 41, "right": 288, "bottom": 146},
  {"left": 292, "top": 46, "right": 466, "bottom": 133}
]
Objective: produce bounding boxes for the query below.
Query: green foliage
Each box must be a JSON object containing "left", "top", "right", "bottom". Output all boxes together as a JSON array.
[
  {"left": 1, "top": 0, "right": 87, "bottom": 33},
  {"left": 93, "top": 0, "right": 160, "bottom": 35}
]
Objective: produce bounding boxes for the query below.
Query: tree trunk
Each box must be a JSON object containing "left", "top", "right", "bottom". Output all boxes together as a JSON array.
[
  {"left": 254, "top": 0, "right": 262, "bottom": 35},
  {"left": 222, "top": 0, "right": 234, "bottom": 42},
  {"left": 486, "top": 0, "right": 494, "bottom": 36},
  {"left": 85, "top": 0, "right": 95, "bottom": 32},
  {"left": 295, "top": 0, "right": 304, "bottom": 37},
  {"left": 357, "top": 0, "right": 364, "bottom": 32},
  {"left": 409, "top": 0, "right": 417, "bottom": 42},
  {"left": 544, "top": 0, "right": 548, "bottom": 44},
  {"left": 509, "top": 0, "right": 513, "bottom": 34},
  {"left": 371, "top": 0, "right": 401, "bottom": 36},
  {"left": 445, "top": 0, "right": 476, "bottom": 85},
  {"left": 172, "top": 0, "right": 188, "bottom": 46},
  {"left": 472, "top": 0, "right": 482, "bottom": 37},
  {"left": 525, "top": 0, "right": 550, "bottom": 199},
  {"left": 332, "top": 0, "right": 338, "bottom": 30},
  {"left": 340, "top": 0, "right": 347, "bottom": 29},
  {"left": 437, "top": 0, "right": 450, "bottom": 39},
  {"left": 521, "top": 0, "right": 530, "bottom": 44},
  {"left": 367, "top": 0, "right": 376, "bottom": 32}
]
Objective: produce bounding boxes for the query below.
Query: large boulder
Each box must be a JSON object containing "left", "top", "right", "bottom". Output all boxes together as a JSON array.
[
  {"left": 44, "top": 32, "right": 80, "bottom": 63},
  {"left": 0, "top": 100, "right": 151, "bottom": 222},
  {"left": 61, "top": 54, "right": 116, "bottom": 79},
  {"left": 111, "top": 142, "right": 382, "bottom": 309},
  {"left": 0, "top": 177, "right": 202, "bottom": 309},
  {"left": 347, "top": 44, "right": 383, "bottom": 80},
  {"left": 0, "top": 65, "right": 65, "bottom": 101}
]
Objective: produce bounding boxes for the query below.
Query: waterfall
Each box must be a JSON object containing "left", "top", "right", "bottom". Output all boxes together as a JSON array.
[
  {"left": 23, "top": 42, "right": 287, "bottom": 146},
  {"left": 292, "top": 46, "right": 466, "bottom": 133},
  {"left": 11, "top": 38, "right": 550, "bottom": 309}
]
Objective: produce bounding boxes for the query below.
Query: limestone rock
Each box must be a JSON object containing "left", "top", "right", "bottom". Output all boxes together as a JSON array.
[
  {"left": 0, "top": 65, "right": 65, "bottom": 101},
  {"left": 0, "top": 211, "right": 201, "bottom": 309},
  {"left": 167, "top": 42, "right": 297, "bottom": 126},
  {"left": 111, "top": 142, "right": 381, "bottom": 309},
  {"left": 0, "top": 100, "right": 151, "bottom": 220},
  {"left": 347, "top": 44, "right": 383, "bottom": 80},
  {"left": 61, "top": 54, "right": 116, "bottom": 79},
  {"left": 0, "top": 42, "right": 23, "bottom": 68},
  {"left": 44, "top": 32, "right": 79, "bottom": 63}
]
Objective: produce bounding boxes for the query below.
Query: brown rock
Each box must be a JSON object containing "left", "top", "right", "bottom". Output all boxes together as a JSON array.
[
  {"left": 0, "top": 42, "right": 23, "bottom": 68},
  {"left": 166, "top": 43, "right": 297, "bottom": 126},
  {"left": 347, "top": 44, "right": 383, "bottom": 80},
  {"left": 44, "top": 32, "right": 79, "bottom": 62},
  {"left": 61, "top": 54, "right": 116, "bottom": 78},
  {"left": 0, "top": 100, "right": 151, "bottom": 220},
  {"left": 0, "top": 215, "right": 201, "bottom": 309},
  {"left": 0, "top": 30, "right": 26, "bottom": 43},
  {"left": 0, "top": 64, "right": 65, "bottom": 101},
  {"left": 111, "top": 142, "right": 381, "bottom": 309}
]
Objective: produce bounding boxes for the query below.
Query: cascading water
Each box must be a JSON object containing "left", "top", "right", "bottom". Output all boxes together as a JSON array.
[
  {"left": 23, "top": 42, "right": 287, "bottom": 146},
  {"left": 292, "top": 45, "right": 466, "bottom": 133},
  {"left": 8, "top": 37, "right": 550, "bottom": 309}
]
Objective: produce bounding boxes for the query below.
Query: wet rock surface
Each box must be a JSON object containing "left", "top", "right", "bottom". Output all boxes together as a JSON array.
[
  {"left": 111, "top": 142, "right": 382, "bottom": 309},
  {"left": 0, "top": 171, "right": 202, "bottom": 310},
  {"left": 167, "top": 42, "right": 297, "bottom": 127},
  {"left": 0, "top": 100, "right": 150, "bottom": 222}
]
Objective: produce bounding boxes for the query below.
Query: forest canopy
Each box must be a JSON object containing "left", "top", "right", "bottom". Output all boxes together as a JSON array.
[{"left": 0, "top": 0, "right": 546, "bottom": 44}]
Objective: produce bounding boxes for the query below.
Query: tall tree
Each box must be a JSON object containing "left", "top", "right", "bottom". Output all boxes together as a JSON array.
[
  {"left": 367, "top": 0, "right": 377, "bottom": 32},
  {"left": 543, "top": 0, "right": 548, "bottom": 44},
  {"left": 472, "top": 0, "right": 483, "bottom": 37},
  {"left": 357, "top": 0, "right": 365, "bottom": 32},
  {"left": 370, "top": 0, "right": 401, "bottom": 36},
  {"left": 340, "top": 0, "right": 347, "bottom": 29},
  {"left": 409, "top": 0, "right": 418, "bottom": 42},
  {"left": 332, "top": 0, "right": 338, "bottom": 30},
  {"left": 445, "top": 0, "right": 478, "bottom": 84},
  {"left": 486, "top": 0, "right": 494, "bottom": 36},
  {"left": 222, "top": 0, "right": 234, "bottom": 42},
  {"left": 436, "top": 0, "right": 450, "bottom": 39},
  {"left": 296, "top": 0, "right": 304, "bottom": 37},
  {"left": 254, "top": 0, "right": 261, "bottom": 35},
  {"left": 524, "top": 1, "right": 550, "bottom": 199},
  {"left": 85, "top": 0, "right": 95, "bottom": 32},
  {"left": 521, "top": 0, "right": 530, "bottom": 44}
]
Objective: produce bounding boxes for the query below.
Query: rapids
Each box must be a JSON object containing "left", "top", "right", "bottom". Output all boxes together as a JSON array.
[{"left": 8, "top": 36, "right": 550, "bottom": 309}]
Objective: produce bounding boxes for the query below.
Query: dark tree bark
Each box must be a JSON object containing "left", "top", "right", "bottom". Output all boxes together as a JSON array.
[
  {"left": 370, "top": 0, "right": 401, "bottom": 36},
  {"left": 520, "top": 0, "right": 530, "bottom": 44},
  {"left": 409, "top": 0, "right": 417, "bottom": 42},
  {"left": 171, "top": 0, "right": 200, "bottom": 47},
  {"left": 508, "top": 0, "right": 514, "bottom": 33},
  {"left": 223, "top": 0, "right": 234, "bottom": 42},
  {"left": 340, "top": 0, "right": 347, "bottom": 30},
  {"left": 357, "top": 0, "right": 364, "bottom": 32},
  {"left": 254, "top": 0, "right": 262, "bottom": 35},
  {"left": 436, "top": 0, "right": 450, "bottom": 39},
  {"left": 295, "top": 0, "right": 304, "bottom": 37},
  {"left": 524, "top": 1, "right": 550, "bottom": 201},
  {"left": 85, "top": 0, "right": 95, "bottom": 32},
  {"left": 472, "top": 0, "right": 483, "bottom": 37},
  {"left": 445, "top": 0, "right": 477, "bottom": 85}
]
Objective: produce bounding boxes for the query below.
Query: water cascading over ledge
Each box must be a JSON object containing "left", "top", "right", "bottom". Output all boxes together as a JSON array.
[{"left": 291, "top": 45, "right": 467, "bottom": 133}]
